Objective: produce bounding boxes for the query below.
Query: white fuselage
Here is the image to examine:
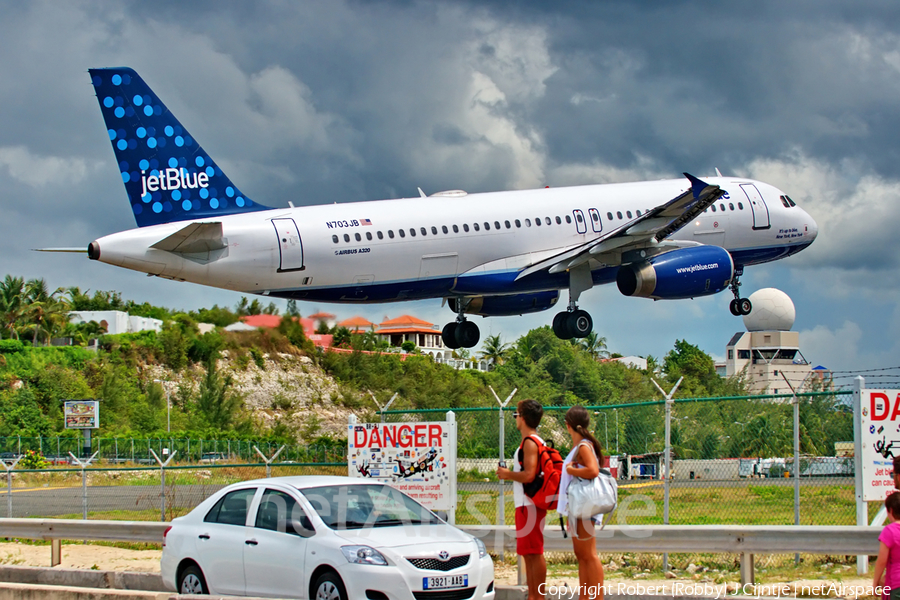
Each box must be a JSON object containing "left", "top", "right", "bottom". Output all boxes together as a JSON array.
[{"left": 91, "top": 177, "right": 817, "bottom": 304}]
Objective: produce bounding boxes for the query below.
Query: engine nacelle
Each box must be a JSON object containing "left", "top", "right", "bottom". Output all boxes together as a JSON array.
[
  {"left": 616, "top": 246, "right": 734, "bottom": 300},
  {"left": 449, "top": 291, "right": 560, "bottom": 317}
]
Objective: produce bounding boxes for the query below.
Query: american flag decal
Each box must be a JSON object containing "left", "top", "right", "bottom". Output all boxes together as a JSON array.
[{"left": 360, "top": 218, "right": 372, "bottom": 225}]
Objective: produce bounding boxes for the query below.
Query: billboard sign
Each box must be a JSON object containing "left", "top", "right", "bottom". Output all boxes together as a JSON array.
[
  {"left": 348, "top": 415, "right": 457, "bottom": 515},
  {"left": 64, "top": 400, "right": 99, "bottom": 429},
  {"left": 861, "top": 390, "right": 900, "bottom": 501}
]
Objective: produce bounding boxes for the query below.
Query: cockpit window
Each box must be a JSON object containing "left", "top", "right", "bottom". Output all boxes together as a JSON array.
[
  {"left": 785, "top": 195, "right": 796, "bottom": 207},
  {"left": 780, "top": 195, "right": 790, "bottom": 208}
]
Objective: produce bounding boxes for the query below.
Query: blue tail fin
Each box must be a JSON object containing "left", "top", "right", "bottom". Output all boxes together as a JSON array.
[{"left": 89, "top": 67, "right": 271, "bottom": 227}]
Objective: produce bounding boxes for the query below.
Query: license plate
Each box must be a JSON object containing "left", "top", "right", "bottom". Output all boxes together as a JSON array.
[{"left": 423, "top": 574, "right": 468, "bottom": 590}]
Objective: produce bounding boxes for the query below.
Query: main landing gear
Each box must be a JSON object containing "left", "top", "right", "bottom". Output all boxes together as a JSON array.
[
  {"left": 728, "top": 270, "right": 752, "bottom": 316},
  {"left": 442, "top": 314, "right": 480, "bottom": 350},
  {"left": 552, "top": 305, "right": 593, "bottom": 340}
]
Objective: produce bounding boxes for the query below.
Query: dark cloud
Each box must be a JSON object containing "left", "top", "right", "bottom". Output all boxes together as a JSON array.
[{"left": 1, "top": 1, "right": 899, "bottom": 373}]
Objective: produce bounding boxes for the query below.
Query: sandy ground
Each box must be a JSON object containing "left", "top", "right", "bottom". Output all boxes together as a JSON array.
[{"left": 0, "top": 542, "right": 880, "bottom": 598}]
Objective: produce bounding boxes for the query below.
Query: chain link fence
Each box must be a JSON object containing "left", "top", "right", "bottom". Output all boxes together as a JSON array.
[{"left": 0, "top": 436, "right": 345, "bottom": 465}]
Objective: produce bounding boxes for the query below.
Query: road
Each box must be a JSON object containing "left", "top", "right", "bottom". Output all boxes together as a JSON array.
[{"left": 0, "top": 477, "right": 855, "bottom": 519}]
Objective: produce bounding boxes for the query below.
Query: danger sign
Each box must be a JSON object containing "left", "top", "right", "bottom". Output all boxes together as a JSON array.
[{"left": 861, "top": 390, "right": 900, "bottom": 501}]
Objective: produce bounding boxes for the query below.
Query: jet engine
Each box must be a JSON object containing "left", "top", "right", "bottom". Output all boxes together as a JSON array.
[
  {"left": 616, "top": 245, "right": 734, "bottom": 300},
  {"left": 448, "top": 291, "right": 560, "bottom": 317}
]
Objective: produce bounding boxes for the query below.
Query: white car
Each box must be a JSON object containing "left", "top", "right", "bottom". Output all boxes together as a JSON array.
[{"left": 160, "top": 475, "right": 494, "bottom": 599}]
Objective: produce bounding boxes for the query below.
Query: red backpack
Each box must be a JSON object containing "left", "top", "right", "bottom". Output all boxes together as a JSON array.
[{"left": 520, "top": 435, "right": 563, "bottom": 511}]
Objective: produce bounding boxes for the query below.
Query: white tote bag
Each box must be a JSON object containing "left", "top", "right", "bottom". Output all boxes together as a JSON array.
[{"left": 566, "top": 468, "right": 618, "bottom": 520}]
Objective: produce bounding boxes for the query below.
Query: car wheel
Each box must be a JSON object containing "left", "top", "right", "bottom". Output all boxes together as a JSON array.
[
  {"left": 314, "top": 571, "right": 347, "bottom": 600},
  {"left": 178, "top": 563, "right": 208, "bottom": 595}
]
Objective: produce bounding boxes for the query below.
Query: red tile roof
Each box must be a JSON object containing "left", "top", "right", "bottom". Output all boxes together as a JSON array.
[
  {"left": 378, "top": 315, "right": 435, "bottom": 328},
  {"left": 339, "top": 316, "right": 374, "bottom": 331},
  {"left": 240, "top": 314, "right": 283, "bottom": 329}
]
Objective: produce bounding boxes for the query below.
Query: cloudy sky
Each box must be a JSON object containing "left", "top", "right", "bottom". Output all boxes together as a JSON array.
[{"left": 2, "top": 1, "right": 899, "bottom": 388}]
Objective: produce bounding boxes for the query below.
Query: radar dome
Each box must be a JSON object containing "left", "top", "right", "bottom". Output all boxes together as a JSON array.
[{"left": 743, "top": 288, "right": 795, "bottom": 332}]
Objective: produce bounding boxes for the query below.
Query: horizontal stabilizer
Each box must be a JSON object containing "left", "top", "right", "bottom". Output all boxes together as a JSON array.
[{"left": 151, "top": 222, "right": 226, "bottom": 254}]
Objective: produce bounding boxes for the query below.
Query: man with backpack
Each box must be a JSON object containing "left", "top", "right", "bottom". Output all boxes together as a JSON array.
[{"left": 497, "top": 399, "right": 552, "bottom": 600}]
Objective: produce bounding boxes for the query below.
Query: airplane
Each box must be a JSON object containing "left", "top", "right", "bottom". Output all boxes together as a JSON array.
[{"left": 75, "top": 67, "right": 817, "bottom": 349}]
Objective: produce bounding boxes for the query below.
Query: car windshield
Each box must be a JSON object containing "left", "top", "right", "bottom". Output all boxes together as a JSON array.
[{"left": 298, "top": 484, "right": 442, "bottom": 530}]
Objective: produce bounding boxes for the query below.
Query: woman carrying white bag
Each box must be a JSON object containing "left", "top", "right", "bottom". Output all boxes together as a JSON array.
[{"left": 559, "top": 406, "right": 609, "bottom": 600}]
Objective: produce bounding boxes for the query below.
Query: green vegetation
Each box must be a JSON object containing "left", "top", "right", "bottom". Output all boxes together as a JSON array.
[{"left": 0, "top": 273, "right": 850, "bottom": 461}]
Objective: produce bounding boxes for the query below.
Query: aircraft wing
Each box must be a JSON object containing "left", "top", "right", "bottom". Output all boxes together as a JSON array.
[
  {"left": 515, "top": 173, "right": 725, "bottom": 281},
  {"left": 150, "top": 222, "right": 226, "bottom": 254}
]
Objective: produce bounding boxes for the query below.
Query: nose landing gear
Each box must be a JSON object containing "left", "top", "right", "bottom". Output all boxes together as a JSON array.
[{"left": 728, "top": 269, "right": 752, "bottom": 316}]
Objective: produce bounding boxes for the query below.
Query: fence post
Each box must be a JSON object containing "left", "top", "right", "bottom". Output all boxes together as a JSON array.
[
  {"left": 68, "top": 452, "right": 98, "bottom": 521},
  {"left": 653, "top": 376, "right": 681, "bottom": 574},
  {"left": 150, "top": 449, "right": 176, "bottom": 522},
  {"left": 853, "top": 376, "right": 867, "bottom": 575},
  {"left": 2, "top": 457, "right": 22, "bottom": 519},
  {"left": 489, "top": 386, "right": 516, "bottom": 568},
  {"left": 254, "top": 445, "right": 285, "bottom": 478}
]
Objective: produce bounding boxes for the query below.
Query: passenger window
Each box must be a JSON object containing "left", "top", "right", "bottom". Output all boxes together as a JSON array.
[
  {"left": 256, "top": 489, "right": 314, "bottom": 537},
  {"left": 484, "top": 222, "right": 490, "bottom": 230},
  {"left": 738, "top": 202, "right": 744, "bottom": 210},
  {"left": 556, "top": 216, "right": 562, "bottom": 224},
  {"left": 591, "top": 212, "right": 599, "bottom": 222},
  {"left": 420, "top": 227, "right": 427, "bottom": 236},
  {"left": 729, "top": 203, "right": 734, "bottom": 211},
  {"left": 636, "top": 210, "right": 642, "bottom": 217},
  {"left": 576, "top": 213, "right": 584, "bottom": 223},
  {"left": 343, "top": 234, "right": 350, "bottom": 242},
  {"left": 355, "top": 233, "right": 361, "bottom": 242},
  {"left": 607, "top": 212, "right": 613, "bottom": 220},
  {"left": 409, "top": 228, "right": 416, "bottom": 237},
  {"left": 453, "top": 225, "right": 459, "bottom": 233},
  {"left": 431, "top": 226, "right": 437, "bottom": 235},
  {"left": 205, "top": 488, "right": 256, "bottom": 526},
  {"left": 525, "top": 219, "right": 531, "bottom": 227},
  {"left": 377, "top": 231, "right": 384, "bottom": 240},
  {"left": 494, "top": 221, "right": 501, "bottom": 229},
  {"left": 463, "top": 224, "right": 470, "bottom": 232},
  {"left": 626, "top": 211, "right": 632, "bottom": 218},
  {"left": 545, "top": 217, "right": 551, "bottom": 225},
  {"left": 565, "top": 216, "right": 571, "bottom": 224},
  {"left": 534, "top": 218, "right": 540, "bottom": 227},
  {"left": 399, "top": 229, "right": 405, "bottom": 238},
  {"left": 504, "top": 220, "right": 511, "bottom": 229},
  {"left": 719, "top": 203, "right": 725, "bottom": 211},
  {"left": 515, "top": 219, "right": 521, "bottom": 228},
  {"left": 442, "top": 225, "right": 448, "bottom": 234},
  {"left": 332, "top": 235, "right": 338, "bottom": 244},
  {"left": 616, "top": 211, "right": 622, "bottom": 219},
  {"left": 366, "top": 232, "right": 372, "bottom": 241},
  {"left": 711, "top": 205, "right": 717, "bottom": 212},
  {"left": 473, "top": 223, "right": 480, "bottom": 231},
  {"left": 388, "top": 230, "right": 394, "bottom": 239}
]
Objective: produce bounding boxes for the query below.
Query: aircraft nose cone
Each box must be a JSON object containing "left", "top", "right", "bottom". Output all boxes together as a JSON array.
[{"left": 805, "top": 212, "right": 818, "bottom": 242}]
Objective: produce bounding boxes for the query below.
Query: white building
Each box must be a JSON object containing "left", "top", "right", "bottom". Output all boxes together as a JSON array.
[
  {"left": 68, "top": 311, "right": 162, "bottom": 335},
  {"left": 723, "top": 288, "right": 810, "bottom": 395}
]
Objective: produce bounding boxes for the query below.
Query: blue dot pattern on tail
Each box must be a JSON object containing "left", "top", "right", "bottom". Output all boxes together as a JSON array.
[{"left": 89, "top": 67, "right": 270, "bottom": 228}]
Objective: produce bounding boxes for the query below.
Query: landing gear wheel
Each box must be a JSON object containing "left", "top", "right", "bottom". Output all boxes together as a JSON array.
[
  {"left": 178, "top": 564, "right": 208, "bottom": 595},
  {"left": 729, "top": 299, "right": 741, "bottom": 316},
  {"left": 738, "top": 298, "right": 752, "bottom": 315},
  {"left": 442, "top": 322, "right": 460, "bottom": 349},
  {"left": 553, "top": 312, "right": 573, "bottom": 339},
  {"left": 455, "top": 320, "right": 480, "bottom": 348},
  {"left": 568, "top": 309, "right": 593, "bottom": 338},
  {"left": 314, "top": 571, "right": 347, "bottom": 600}
]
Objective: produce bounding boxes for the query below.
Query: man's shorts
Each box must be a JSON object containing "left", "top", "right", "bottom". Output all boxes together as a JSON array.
[{"left": 515, "top": 504, "right": 547, "bottom": 555}]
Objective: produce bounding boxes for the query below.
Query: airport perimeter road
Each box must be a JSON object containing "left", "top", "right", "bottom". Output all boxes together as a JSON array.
[{"left": 0, "top": 478, "right": 855, "bottom": 518}]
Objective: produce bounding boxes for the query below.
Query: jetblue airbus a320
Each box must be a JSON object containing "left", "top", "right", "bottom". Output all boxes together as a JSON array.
[{"left": 80, "top": 67, "right": 817, "bottom": 348}]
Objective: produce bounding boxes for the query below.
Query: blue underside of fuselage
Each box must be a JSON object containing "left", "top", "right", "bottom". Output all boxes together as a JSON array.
[{"left": 268, "top": 243, "right": 811, "bottom": 304}]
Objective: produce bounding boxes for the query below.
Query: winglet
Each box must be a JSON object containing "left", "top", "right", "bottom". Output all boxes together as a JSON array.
[{"left": 683, "top": 173, "right": 709, "bottom": 199}]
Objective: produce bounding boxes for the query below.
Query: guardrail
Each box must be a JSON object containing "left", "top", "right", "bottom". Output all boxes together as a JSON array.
[{"left": 0, "top": 519, "right": 880, "bottom": 585}]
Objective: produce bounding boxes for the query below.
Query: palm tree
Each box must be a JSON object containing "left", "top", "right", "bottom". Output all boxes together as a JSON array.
[
  {"left": 479, "top": 334, "right": 509, "bottom": 369},
  {"left": 21, "top": 279, "right": 71, "bottom": 345},
  {"left": 579, "top": 331, "right": 609, "bottom": 360},
  {"left": 0, "top": 275, "right": 26, "bottom": 339}
]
